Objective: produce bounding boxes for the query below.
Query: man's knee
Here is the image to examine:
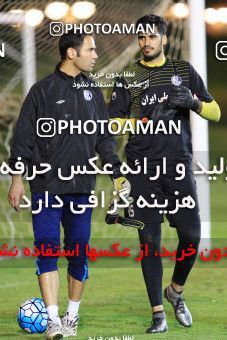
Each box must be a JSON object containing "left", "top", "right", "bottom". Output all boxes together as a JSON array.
[
  {"left": 178, "top": 225, "right": 201, "bottom": 247},
  {"left": 34, "top": 241, "right": 60, "bottom": 275},
  {"left": 36, "top": 257, "right": 58, "bottom": 275},
  {"left": 67, "top": 260, "right": 88, "bottom": 282},
  {"left": 139, "top": 223, "right": 162, "bottom": 252}
]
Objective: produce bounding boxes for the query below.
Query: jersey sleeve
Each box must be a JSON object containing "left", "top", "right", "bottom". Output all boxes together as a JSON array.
[
  {"left": 108, "top": 77, "right": 131, "bottom": 119},
  {"left": 189, "top": 64, "right": 213, "bottom": 103},
  {"left": 8, "top": 85, "right": 38, "bottom": 172}
]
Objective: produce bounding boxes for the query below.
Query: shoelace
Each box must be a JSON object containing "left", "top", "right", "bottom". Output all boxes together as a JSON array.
[
  {"left": 47, "top": 321, "right": 62, "bottom": 331},
  {"left": 175, "top": 297, "right": 185, "bottom": 313},
  {"left": 63, "top": 315, "right": 79, "bottom": 327},
  {"left": 168, "top": 287, "right": 185, "bottom": 314},
  {"left": 154, "top": 317, "right": 163, "bottom": 325},
  {"left": 148, "top": 317, "right": 166, "bottom": 332}
]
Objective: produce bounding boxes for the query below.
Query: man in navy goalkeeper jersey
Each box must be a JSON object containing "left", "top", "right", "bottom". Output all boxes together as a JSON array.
[{"left": 109, "top": 14, "right": 221, "bottom": 333}]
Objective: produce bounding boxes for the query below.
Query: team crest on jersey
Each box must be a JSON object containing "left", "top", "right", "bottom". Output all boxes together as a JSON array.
[
  {"left": 171, "top": 75, "right": 182, "bottom": 86},
  {"left": 83, "top": 90, "right": 93, "bottom": 101}
]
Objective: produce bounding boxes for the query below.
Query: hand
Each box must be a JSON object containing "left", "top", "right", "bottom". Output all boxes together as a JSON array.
[
  {"left": 151, "top": 101, "right": 177, "bottom": 121},
  {"left": 8, "top": 175, "right": 25, "bottom": 212},
  {"left": 168, "top": 86, "right": 200, "bottom": 111},
  {"left": 113, "top": 176, "right": 131, "bottom": 196}
]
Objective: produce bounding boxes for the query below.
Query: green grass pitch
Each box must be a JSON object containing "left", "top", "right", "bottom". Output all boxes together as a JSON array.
[
  {"left": 1, "top": 268, "right": 227, "bottom": 339},
  {"left": 0, "top": 125, "right": 227, "bottom": 339}
]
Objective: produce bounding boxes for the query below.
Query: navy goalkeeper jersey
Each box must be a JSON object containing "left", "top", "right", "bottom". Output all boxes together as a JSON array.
[{"left": 108, "top": 59, "right": 213, "bottom": 164}]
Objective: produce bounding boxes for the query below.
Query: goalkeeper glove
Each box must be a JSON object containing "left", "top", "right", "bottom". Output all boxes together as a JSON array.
[
  {"left": 106, "top": 182, "right": 144, "bottom": 230},
  {"left": 151, "top": 101, "right": 177, "bottom": 121},
  {"left": 113, "top": 176, "right": 131, "bottom": 197},
  {"left": 168, "top": 85, "right": 200, "bottom": 111}
]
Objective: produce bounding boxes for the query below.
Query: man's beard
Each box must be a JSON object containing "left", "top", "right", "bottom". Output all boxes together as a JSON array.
[{"left": 143, "top": 48, "right": 162, "bottom": 62}]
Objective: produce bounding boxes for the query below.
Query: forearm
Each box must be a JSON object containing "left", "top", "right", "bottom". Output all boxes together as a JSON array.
[
  {"left": 8, "top": 174, "right": 25, "bottom": 211},
  {"left": 9, "top": 86, "right": 37, "bottom": 170},
  {"left": 12, "top": 174, "right": 23, "bottom": 183},
  {"left": 197, "top": 100, "right": 221, "bottom": 122},
  {"left": 96, "top": 134, "right": 122, "bottom": 178}
]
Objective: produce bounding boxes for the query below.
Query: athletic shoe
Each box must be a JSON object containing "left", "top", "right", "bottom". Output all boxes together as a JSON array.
[
  {"left": 146, "top": 312, "right": 168, "bottom": 333},
  {"left": 164, "top": 285, "right": 192, "bottom": 327},
  {"left": 62, "top": 312, "right": 79, "bottom": 337},
  {"left": 46, "top": 319, "right": 63, "bottom": 339}
]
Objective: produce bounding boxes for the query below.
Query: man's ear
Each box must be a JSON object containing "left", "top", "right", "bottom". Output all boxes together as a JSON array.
[
  {"left": 67, "top": 47, "right": 77, "bottom": 60},
  {"left": 162, "top": 35, "right": 167, "bottom": 46}
]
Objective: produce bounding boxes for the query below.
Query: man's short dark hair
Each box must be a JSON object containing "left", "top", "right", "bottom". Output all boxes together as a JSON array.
[
  {"left": 136, "top": 14, "right": 167, "bottom": 35},
  {"left": 59, "top": 30, "right": 91, "bottom": 60}
]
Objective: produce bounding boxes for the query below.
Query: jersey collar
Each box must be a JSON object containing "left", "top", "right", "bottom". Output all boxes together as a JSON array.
[
  {"left": 55, "top": 62, "right": 87, "bottom": 82},
  {"left": 139, "top": 57, "right": 166, "bottom": 68}
]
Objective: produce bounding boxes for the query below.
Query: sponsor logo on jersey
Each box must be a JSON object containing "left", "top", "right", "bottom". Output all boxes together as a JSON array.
[{"left": 112, "top": 91, "right": 116, "bottom": 100}]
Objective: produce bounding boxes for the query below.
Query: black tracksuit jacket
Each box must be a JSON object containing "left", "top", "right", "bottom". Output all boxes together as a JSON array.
[{"left": 9, "top": 64, "right": 121, "bottom": 194}]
